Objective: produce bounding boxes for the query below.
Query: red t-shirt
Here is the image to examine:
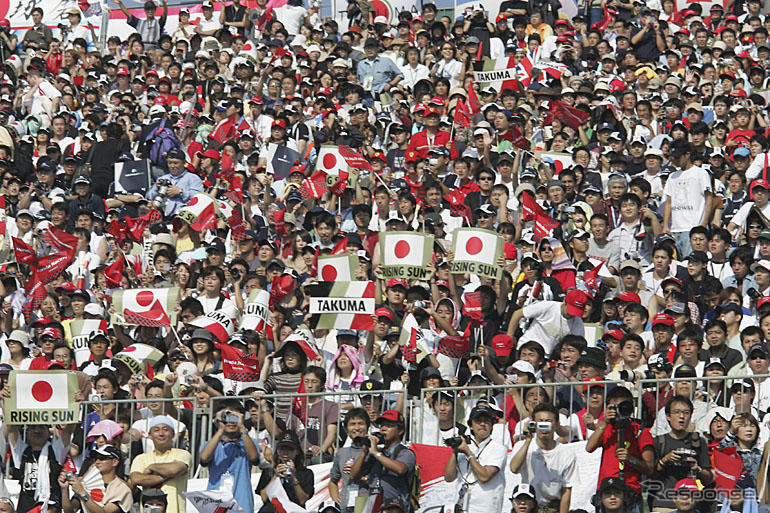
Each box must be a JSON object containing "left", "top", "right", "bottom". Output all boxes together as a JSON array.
[{"left": 598, "top": 422, "right": 654, "bottom": 494}]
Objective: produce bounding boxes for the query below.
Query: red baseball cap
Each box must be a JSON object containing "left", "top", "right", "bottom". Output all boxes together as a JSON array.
[
  {"left": 565, "top": 289, "right": 588, "bottom": 317},
  {"left": 428, "top": 96, "right": 445, "bottom": 106},
  {"left": 616, "top": 291, "right": 641, "bottom": 304},
  {"left": 652, "top": 313, "right": 675, "bottom": 327},
  {"left": 405, "top": 150, "right": 419, "bottom": 163},
  {"left": 504, "top": 242, "right": 518, "bottom": 260},
  {"left": 41, "top": 327, "right": 62, "bottom": 339},
  {"left": 725, "top": 14, "right": 739, "bottom": 21},
  {"left": 116, "top": 67, "right": 130, "bottom": 76},
  {"left": 675, "top": 478, "right": 699, "bottom": 492},
  {"left": 660, "top": 277, "right": 683, "bottom": 289},
  {"left": 249, "top": 96, "right": 264, "bottom": 104},
  {"left": 371, "top": 151, "right": 386, "bottom": 162},
  {"left": 414, "top": 103, "right": 427, "bottom": 114},
  {"left": 31, "top": 317, "right": 53, "bottom": 327},
  {"left": 492, "top": 334, "right": 514, "bottom": 358},
  {"left": 198, "top": 149, "right": 220, "bottom": 160},
  {"left": 387, "top": 278, "right": 408, "bottom": 289},
  {"left": 601, "top": 328, "right": 624, "bottom": 341},
  {"left": 272, "top": 119, "right": 287, "bottom": 130},
  {"left": 377, "top": 409, "right": 405, "bottom": 425},
  {"left": 375, "top": 307, "right": 394, "bottom": 320},
  {"left": 582, "top": 375, "right": 605, "bottom": 392},
  {"left": 751, "top": 179, "right": 770, "bottom": 198},
  {"left": 758, "top": 296, "right": 770, "bottom": 309},
  {"left": 435, "top": 279, "right": 450, "bottom": 288},
  {"left": 424, "top": 106, "right": 440, "bottom": 117}
]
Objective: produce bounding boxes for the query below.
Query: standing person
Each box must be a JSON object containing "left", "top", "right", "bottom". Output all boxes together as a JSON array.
[
  {"left": 287, "top": 366, "right": 339, "bottom": 464},
  {"left": 200, "top": 400, "right": 260, "bottom": 513},
  {"left": 443, "top": 405, "right": 507, "bottom": 513},
  {"left": 256, "top": 431, "right": 315, "bottom": 513},
  {"left": 662, "top": 140, "right": 713, "bottom": 257},
  {"left": 129, "top": 416, "right": 192, "bottom": 513},
  {"left": 509, "top": 403, "right": 577, "bottom": 513},
  {"left": 349, "top": 410, "right": 416, "bottom": 512},
  {"left": 60, "top": 445, "right": 133, "bottom": 513},
  {"left": 329, "top": 408, "right": 372, "bottom": 512},
  {"left": 115, "top": 0, "right": 168, "bottom": 50},
  {"left": 356, "top": 39, "right": 403, "bottom": 105},
  {"left": 22, "top": 8, "right": 53, "bottom": 52}
]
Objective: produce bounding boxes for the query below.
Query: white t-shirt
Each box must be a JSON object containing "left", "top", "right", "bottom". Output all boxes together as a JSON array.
[
  {"left": 273, "top": 5, "right": 306, "bottom": 35},
  {"left": 196, "top": 15, "right": 222, "bottom": 33},
  {"left": 511, "top": 439, "right": 577, "bottom": 506},
  {"left": 454, "top": 437, "right": 507, "bottom": 513},
  {"left": 518, "top": 301, "right": 584, "bottom": 355},
  {"left": 29, "top": 80, "right": 61, "bottom": 119},
  {"left": 662, "top": 165, "right": 712, "bottom": 233}
]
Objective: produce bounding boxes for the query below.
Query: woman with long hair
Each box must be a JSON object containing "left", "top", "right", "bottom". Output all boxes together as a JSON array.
[
  {"left": 189, "top": 329, "right": 220, "bottom": 375},
  {"left": 326, "top": 345, "right": 366, "bottom": 410}
]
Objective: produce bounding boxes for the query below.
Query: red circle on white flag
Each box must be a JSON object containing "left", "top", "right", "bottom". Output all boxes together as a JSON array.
[
  {"left": 122, "top": 346, "right": 137, "bottom": 352},
  {"left": 323, "top": 153, "right": 337, "bottom": 169},
  {"left": 321, "top": 266, "right": 338, "bottom": 281},
  {"left": 31, "top": 380, "right": 53, "bottom": 402},
  {"left": 187, "top": 196, "right": 199, "bottom": 207},
  {"left": 465, "top": 236, "right": 483, "bottom": 255},
  {"left": 136, "top": 291, "right": 154, "bottom": 307},
  {"left": 394, "top": 240, "right": 411, "bottom": 259},
  {"left": 91, "top": 490, "right": 104, "bottom": 503}
]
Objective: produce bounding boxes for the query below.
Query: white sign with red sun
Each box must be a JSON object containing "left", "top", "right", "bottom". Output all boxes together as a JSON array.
[
  {"left": 317, "top": 254, "right": 360, "bottom": 282},
  {"left": 4, "top": 370, "right": 79, "bottom": 425},
  {"left": 450, "top": 228, "right": 504, "bottom": 279},
  {"left": 380, "top": 231, "right": 435, "bottom": 281}
]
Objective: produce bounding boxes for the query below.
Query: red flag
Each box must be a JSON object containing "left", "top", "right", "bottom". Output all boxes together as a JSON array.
[
  {"left": 22, "top": 272, "right": 47, "bottom": 319},
  {"left": 33, "top": 253, "right": 72, "bottom": 284},
  {"left": 269, "top": 274, "right": 296, "bottom": 309},
  {"left": 534, "top": 211, "right": 560, "bottom": 241},
  {"left": 330, "top": 170, "right": 349, "bottom": 196},
  {"left": 520, "top": 191, "right": 542, "bottom": 222},
  {"left": 12, "top": 237, "right": 36, "bottom": 265},
  {"left": 255, "top": 6, "right": 273, "bottom": 31},
  {"left": 106, "top": 220, "right": 130, "bottom": 247},
  {"left": 712, "top": 446, "right": 744, "bottom": 494},
  {"left": 189, "top": 201, "right": 218, "bottom": 232},
  {"left": 218, "top": 343, "right": 261, "bottom": 382},
  {"left": 463, "top": 292, "right": 483, "bottom": 324},
  {"left": 592, "top": 5, "right": 616, "bottom": 30},
  {"left": 39, "top": 226, "right": 78, "bottom": 257},
  {"left": 339, "top": 145, "right": 373, "bottom": 172},
  {"left": 467, "top": 82, "right": 482, "bottom": 115},
  {"left": 511, "top": 126, "right": 531, "bottom": 150},
  {"left": 438, "top": 335, "right": 470, "bottom": 359},
  {"left": 274, "top": 209, "right": 287, "bottom": 236},
  {"left": 209, "top": 115, "right": 237, "bottom": 145},
  {"left": 583, "top": 260, "right": 604, "bottom": 291},
  {"left": 224, "top": 175, "right": 244, "bottom": 204},
  {"left": 331, "top": 237, "right": 348, "bottom": 255},
  {"left": 455, "top": 99, "right": 471, "bottom": 128},
  {"left": 301, "top": 171, "right": 328, "bottom": 199},
  {"left": 145, "top": 360, "right": 155, "bottom": 380},
  {"left": 124, "top": 300, "right": 171, "bottom": 327},
  {"left": 125, "top": 215, "right": 151, "bottom": 242},
  {"left": 542, "top": 100, "right": 590, "bottom": 130},
  {"left": 229, "top": 209, "right": 247, "bottom": 244},
  {"left": 103, "top": 258, "right": 124, "bottom": 288},
  {"left": 292, "top": 378, "right": 307, "bottom": 422}
]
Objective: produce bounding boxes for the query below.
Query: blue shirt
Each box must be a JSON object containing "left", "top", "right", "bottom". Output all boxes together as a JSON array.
[
  {"left": 356, "top": 56, "right": 404, "bottom": 95},
  {"left": 200, "top": 437, "right": 256, "bottom": 513},
  {"left": 146, "top": 171, "right": 204, "bottom": 216}
]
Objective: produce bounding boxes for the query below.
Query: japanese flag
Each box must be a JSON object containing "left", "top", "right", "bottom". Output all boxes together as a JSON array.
[
  {"left": 382, "top": 232, "right": 427, "bottom": 267},
  {"left": 316, "top": 146, "right": 349, "bottom": 176},
  {"left": 453, "top": 229, "right": 500, "bottom": 265},
  {"left": 266, "top": 473, "right": 309, "bottom": 513},
  {"left": 317, "top": 255, "right": 354, "bottom": 281},
  {"left": 16, "top": 372, "right": 69, "bottom": 409}
]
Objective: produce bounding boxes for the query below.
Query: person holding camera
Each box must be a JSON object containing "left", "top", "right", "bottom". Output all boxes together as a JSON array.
[
  {"left": 649, "top": 396, "right": 713, "bottom": 512},
  {"left": 349, "top": 410, "right": 415, "bottom": 512},
  {"left": 256, "top": 431, "right": 314, "bottom": 513},
  {"left": 140, "top": 490, "right": 167, "bottom": 513},
  {"left": 146, "top": 146, "right": 203, "bottom": 218},
  {"left": 329, "top": 408, "right": 373, "bottom": 512},
  {"left": 444, "top": 405, "right": 507, "bottom": 513},
  {"left": 200, "top": 400, "right": 260, "bottom": 513},
  {"left": 509, "top": 403, "right": 576, "bottom": 513},
  {"left": 60, "top": 445, "right": 133, "bottom": 513},
  {"left": 586, "top": 386, "right": 655, "bottom": 506}
]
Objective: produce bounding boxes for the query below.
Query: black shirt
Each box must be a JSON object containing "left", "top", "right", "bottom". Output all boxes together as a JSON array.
[
  {"left": 256, "top": 466, "right": 314, "bottom": 513},
  {"left": 11, "top": 444, "right": 63, "bottom": 513}
]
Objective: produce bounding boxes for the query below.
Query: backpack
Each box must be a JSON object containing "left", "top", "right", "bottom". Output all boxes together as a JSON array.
[
  {"left": 392, "top": 444, "right": 421, "bottom": 513},
  {"left": 145, "top": 118, "right": 182, "bottom": 170}
]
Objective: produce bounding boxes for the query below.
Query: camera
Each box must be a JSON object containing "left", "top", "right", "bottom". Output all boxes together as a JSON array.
[
  {"left": 185, "top": 375, "right": 195, "bottom": 385},
  {"left": 353, "top": 432, "right": 385, "bottom": 448},
  {"left": 230, "top": 269, "right": 241, "bottom": 280},
  {"left": 609, "top": 400, "right": 634, "bottom": 425},
  {"left": 135, "top": 375, "right": 145, "bottom": 384},
  {"left": 153, "top": 178, "right": 172, "bottom": 210},
  {"left": 89, "top": 393, "right": 104, "bottom": 402},
  {"left": 413, "top": 300, "right": 425, "bottom": 309},
  {"left": 618, "top": 369, "right": 655, "bottom": 382},
  {"left": 444, "top": 435, "right": 471, "bottom": 448},
  {"left": 65, "top": 471, "right": 75, "bottom": 480},
  {"left": 223, "top": 413, "right": 240, "bottom": 424}
]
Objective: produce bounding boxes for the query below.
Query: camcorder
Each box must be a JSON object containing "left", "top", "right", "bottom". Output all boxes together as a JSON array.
[
  {"left": 443, "top": 434, "right": 471, "bottom": 448},
  {"left": 526, "top": 421, "right": 552, "bottom": 433},
  {"left": 352, "top": 432, "right": 384, "bottom": 449}
]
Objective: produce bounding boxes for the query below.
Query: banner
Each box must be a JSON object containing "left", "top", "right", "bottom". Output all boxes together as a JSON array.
[
  {"left": 64, "top": 319, "right": 109, "bottom": 366},
  {"left": 218, "top": 344, "right": 261, "bottom": 382},
  {"left": 241, "top": 289, "right": 270, "bottom": 331},
  {"left": 473, "top": 57, "right": 520, "bottom": 92},
  {"left": 114, "top": 159, "right": 152, "bottom": 195},
  {"left": 111, "top": 288, "right": 180, "bottom": 327},
  {"left": 450, "top": 228, "right": 504, "bottom": 279},
  {"left": 534, "top": 151, "right": 574, "bottom": 174},
  {"left": 307, "top": 282, "right": 376, "bottom": 330},
  {"left": 186, "top": 489, "right": 247, "bottom": 513},
  {"left": 282, "top": 324, "right": 321, "bottom": 361},
  {"left": 111, "top": 343, "right": 164, "bottom": 375},
  {"left": 188, "top": 310, "right": 236, "bottom": 342},
  {"left": 4, "top": 370, "right": 78, "bottom": 424},
  {"left": 175, "top": 193, "right": 218, "bottom": 232},
  {"left": 317, "top": 254, "right": 359, "bottom": 282},
  {"left": 379, "top": 231, "right": 434, "bottom": 280}
]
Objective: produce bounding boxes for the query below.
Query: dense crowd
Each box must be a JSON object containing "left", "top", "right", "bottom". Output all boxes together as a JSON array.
[{"left": 3, "top": 0, "right": 770, "bottom": 513}]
